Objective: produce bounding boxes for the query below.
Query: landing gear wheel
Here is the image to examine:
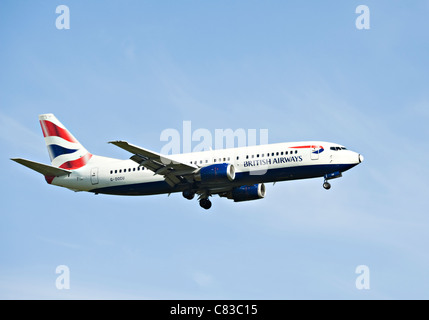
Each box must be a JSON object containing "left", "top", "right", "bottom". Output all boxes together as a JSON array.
[
  {"left": 199, "top": 199, "right": 212, "bottom": 210},
  {"left": 182, "top": 190, "right": 195, "bottom": 200},
  {"left": 323, "top": 181, "right": 331, "bottom": 190}
]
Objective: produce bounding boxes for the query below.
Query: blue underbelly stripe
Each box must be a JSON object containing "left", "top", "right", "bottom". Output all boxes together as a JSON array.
[{"left": 90, "top": 163, "right": 357, "bottom": 196}]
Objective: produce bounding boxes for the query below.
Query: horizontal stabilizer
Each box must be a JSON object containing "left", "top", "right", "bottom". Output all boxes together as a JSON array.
[{"left": 11, "top": 158, "right": 72, "bottom": 176}]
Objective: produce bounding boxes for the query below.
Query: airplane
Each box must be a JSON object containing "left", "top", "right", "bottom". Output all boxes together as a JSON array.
[{"left": 11, "top": 114, "right": 364, "bottom": 210}]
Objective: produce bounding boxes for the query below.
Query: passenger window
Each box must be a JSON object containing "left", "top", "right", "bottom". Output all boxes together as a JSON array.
[
  {"left": 236, "top": 156, "right": 239, "bottom": 160},
  {"left": 246, "top": 155, "right": 249, "bottom": 159},
  {"left": 285, "top": 151, "right": 288, "bottom": 155},
  {"left": 257, "top": 154, "right": 259, "bottom": 158},
  {"left": 295, "top": 150, "right": 298, "bottom": 154},
  {"left": 214, "top": 159, "right": 217, "bottom": 163},
  {"left": 119, "top": 169, "right": 122, "bottom": 173},
  {"left": 271, "top": 153, "right": 274, "bottom": 156},
  {"left": 276, "top": 152, "right": 279, "bottom": 156},
  {"left": 251, "top": 155, "right": 254, "bottom": 159},
  {"left": 281, "top": 152, "right": 284, "bottom": 155}
]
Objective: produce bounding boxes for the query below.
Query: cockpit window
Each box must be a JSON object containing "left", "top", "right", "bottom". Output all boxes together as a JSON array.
[{"left": 330, "top": 146, "right": 347, "bottom": 151}]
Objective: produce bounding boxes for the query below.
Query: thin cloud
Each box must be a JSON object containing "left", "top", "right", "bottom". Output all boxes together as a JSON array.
[
  {"left": 192, "top": 271, "right": 215, "bottom": 288},
  {"left": 0, "top": 112, "right": 45, "bottom": 158}
]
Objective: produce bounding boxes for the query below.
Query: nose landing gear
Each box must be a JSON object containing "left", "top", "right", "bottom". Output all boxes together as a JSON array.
[
  {"left": 323, "top": 181, "right": 331, "bottom": 190},
  {"left": 323, "top": 171, "right": 342, "bottom": 190}
]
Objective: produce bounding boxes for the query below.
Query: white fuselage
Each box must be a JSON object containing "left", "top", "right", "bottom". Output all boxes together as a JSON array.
[
  {"left": 50, "top": 141, "right": 362, "bottom": 196},
  {"left": 13, "top": 113, "right": 364, "bottom": 209}
]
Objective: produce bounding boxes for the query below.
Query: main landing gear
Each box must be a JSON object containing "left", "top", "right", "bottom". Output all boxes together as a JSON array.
[
  {"left": 183, "top": 190, "right": 212, "bottom": 210},
  {"left": 182, "top": 190, "right": 195, "bottom": 200},
  {"left": 199, "top": 198, "right": 212, "bottom": 210},
  {"left": 198, "top": 191, "right": 212, "bottom": 210}
]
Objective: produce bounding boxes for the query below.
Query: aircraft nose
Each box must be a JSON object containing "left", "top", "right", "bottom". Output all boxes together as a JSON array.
[{"left": 359, "top": 154, "right": 364, "bottom": 163}]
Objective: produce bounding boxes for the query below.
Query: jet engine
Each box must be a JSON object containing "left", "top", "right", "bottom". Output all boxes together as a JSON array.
[
  {"left": 224, "top": 183, "right": 266, "bottom": 202},
  {"left": 194, "top": 163, "right": 236, "bottom": 183}
]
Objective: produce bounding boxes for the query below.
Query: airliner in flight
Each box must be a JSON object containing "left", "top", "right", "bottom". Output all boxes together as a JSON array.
[{"left": 12, "top": 114, "right": 363, "bottom": 209}]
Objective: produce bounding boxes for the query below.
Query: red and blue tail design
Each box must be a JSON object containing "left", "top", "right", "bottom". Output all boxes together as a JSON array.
[{"left": 39, "top": 114, "right": 92, "bottom": 170}]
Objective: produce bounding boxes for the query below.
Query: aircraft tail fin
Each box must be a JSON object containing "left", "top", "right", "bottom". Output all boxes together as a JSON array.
[{"left": 39, "top": 114, "right": 92, "bottom": 170}]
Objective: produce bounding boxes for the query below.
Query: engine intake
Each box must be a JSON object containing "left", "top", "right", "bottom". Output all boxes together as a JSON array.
[
  {"left": 195, "top": 163, "right": 235, "bottom": 183},
  {"left": 227, "top": 183, "right": 266, "bottom": 202}
]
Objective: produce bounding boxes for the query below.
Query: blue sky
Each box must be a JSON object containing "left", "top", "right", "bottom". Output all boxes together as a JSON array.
[{"left": 1, "top": 0, "right": 429, "bottom": 299}]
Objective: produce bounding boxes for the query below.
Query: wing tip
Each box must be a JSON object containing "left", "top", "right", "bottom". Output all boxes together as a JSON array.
[{"left": 108, "top": 140, "right": 127, "bottom": 145}]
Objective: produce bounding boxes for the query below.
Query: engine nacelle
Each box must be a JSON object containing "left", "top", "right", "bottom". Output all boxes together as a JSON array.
[
  {"left": 195, "top": 163, "right": 235, "bottom": 183},
  {"left": 227, "top": 183, "right": 266, "bottom": 202}
]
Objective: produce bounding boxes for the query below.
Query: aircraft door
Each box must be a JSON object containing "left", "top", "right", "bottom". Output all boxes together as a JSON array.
[
  {"left": 311, "top": 145, "right": 319, "bottom": 160},
  {"left": 90, "top": 167, "right": 99, "bottom": 185}
]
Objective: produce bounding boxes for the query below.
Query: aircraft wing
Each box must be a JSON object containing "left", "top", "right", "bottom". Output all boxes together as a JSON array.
[
  {"left": 109, "top": 140, "right": 198, "bottom": 187},
  {"left": 11, "top": 158, "right": 72, "bottom": 176}
]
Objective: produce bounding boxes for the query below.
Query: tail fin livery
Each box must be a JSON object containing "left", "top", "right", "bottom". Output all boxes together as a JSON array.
[{"left": 39, "top": 114, "right": 92, "bottom": 170}]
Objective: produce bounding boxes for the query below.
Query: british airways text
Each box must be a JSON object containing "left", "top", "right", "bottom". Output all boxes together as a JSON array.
[{"left": 244, "top": 156, "right": 303, "bottom": 167}]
